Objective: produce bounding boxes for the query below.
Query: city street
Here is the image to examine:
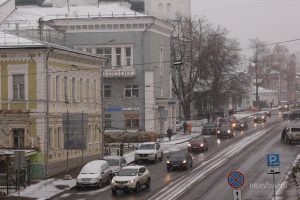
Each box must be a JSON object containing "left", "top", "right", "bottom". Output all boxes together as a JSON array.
[{"left": 52, "top": 111, "right": 300, "bottom": 200}]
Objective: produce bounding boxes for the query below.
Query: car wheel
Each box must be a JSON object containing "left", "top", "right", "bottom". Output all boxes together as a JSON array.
[
  {"left": 154, "top": 154, "right": 157, "bottom": 162},
  {"left": 135, "top": 182, "right": 140, "bottom": 193},
  {"left": 159, "top": 153, "right": 163, "bottom": 161},
  {"left": 107, "top": 176, "right": 111, "bottom": 185},
  {"left": 111, "top": 189, "right": 117, "bottom": 196},
  {"left": 146, "top": 178, "right": 151, "bottom": 189},
  {"left": 76, "top": 184, "right": 81, "bottom": 190}
]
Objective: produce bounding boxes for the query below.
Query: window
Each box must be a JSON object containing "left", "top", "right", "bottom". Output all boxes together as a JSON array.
[
  {"left": 104, "top": 85, "right": 111, "bottom": 97},
  {"left": 116, "top": 47, "right": 121, "bottom": 66},
  {"left": 13, "top": 128, "right": 25, "bottom": 148},
  {"left": 126, "top": 47, "right": 131, "bottom": 66},
  {"left": 53, "top": 128, "right": 58, "bottom": 149},
  {"left": 96, "top": 47, "right": 112, "bottom": 66},
  {"left": 72, "top": 77, "right": 76, "bottom": 101},
  {"left": 58, "top": 127, "right": 63, "bottom": 148},
  {"left": 125, "top": 114, "right": 139, "bottom": 128},
  {"left": 124, "top": 85, "right": 139, "bottom": 98},
  {"left": 93, "top": 80, "right": 96, "bottom": 100},
  {"left": 56, "top": 76, "right": 60, "bottom": 101},
  {"left": 13, "top": 75, "right": 25, "bottom": 100},
  {"left": 104, "top": 114, "right": 112, "bottom": 128},
  {"left": 160, "top": 47, "right": 164, "bottom": 76},
  {"left": 80, "top": 78, "right": 83, "bottom": 101},
  {"left": 86, "top": 79, "right": 90, "bottom": 102},
  {"left": 64, "top": 77, "right": 68, "bottom": 102}
]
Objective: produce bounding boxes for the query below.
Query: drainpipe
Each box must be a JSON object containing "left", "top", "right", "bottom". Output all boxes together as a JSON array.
[{"left": 141, "top": 18, "right": 154, "bottom": 132}]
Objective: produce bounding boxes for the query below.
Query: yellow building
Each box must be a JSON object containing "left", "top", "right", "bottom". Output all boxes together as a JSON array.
[{"left": 0, "top": 31, "right": 104, "bottom": 179}]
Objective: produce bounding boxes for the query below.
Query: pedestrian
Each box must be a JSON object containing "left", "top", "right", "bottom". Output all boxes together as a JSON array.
[
  {"left": 183, "top": 121, "right": 188, "bottom": 134},
  {"left": 188, "top": 122, "right": 192, "bottom": 134},
  {"left": 281, "top": 127, "right": 287, "bottom": 143},
  {"left": 167, "top": 127, "right": 172, "bottom": 141}
]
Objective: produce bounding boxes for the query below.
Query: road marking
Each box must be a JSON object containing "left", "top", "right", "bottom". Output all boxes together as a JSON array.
[{"left": 148, "top": 128, "right": 272, "bottom": 200}]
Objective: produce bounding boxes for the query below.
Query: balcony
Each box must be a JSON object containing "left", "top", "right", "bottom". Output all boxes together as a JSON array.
[{"left": 103, "top": 66, "right": 136, "bottom": 78}]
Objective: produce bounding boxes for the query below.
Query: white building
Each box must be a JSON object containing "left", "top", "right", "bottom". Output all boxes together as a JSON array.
[{"left": 144, "top": 0, "right": 191, "bottom": 20}]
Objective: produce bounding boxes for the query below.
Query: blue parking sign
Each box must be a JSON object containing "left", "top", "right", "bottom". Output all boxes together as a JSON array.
[{"left": 267, "top": 154, "right": 280, "bottom": 166}]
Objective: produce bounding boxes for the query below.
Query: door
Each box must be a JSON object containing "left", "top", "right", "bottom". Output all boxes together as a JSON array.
[{"left": 13, "top": 128, "right": 25, "bottom": 148}]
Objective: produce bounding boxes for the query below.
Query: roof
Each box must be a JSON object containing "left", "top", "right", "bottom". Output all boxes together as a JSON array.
[
  {"left": 0, "top": 31, "right": 43, "bottom": 47},
  {"left": 0, "top": 0, "right": 8, "bottom": 6},
  {"left": 2, "top": 3, "right": 146, "bottom": 29},
  {"left": 0, "top": 31, "right": 104, "bottom": 60},
  {"left": 0, "top": 149, "right": 37, "bottom": 156}
]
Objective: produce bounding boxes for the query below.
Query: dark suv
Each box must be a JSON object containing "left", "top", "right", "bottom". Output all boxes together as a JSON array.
[{"left": 202, "top": 122, "right": 218, "bottom": 135}]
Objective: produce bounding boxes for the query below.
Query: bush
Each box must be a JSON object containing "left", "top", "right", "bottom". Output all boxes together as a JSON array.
[{"left": 104, "top": 132, "right": 161, "bottom": 143}]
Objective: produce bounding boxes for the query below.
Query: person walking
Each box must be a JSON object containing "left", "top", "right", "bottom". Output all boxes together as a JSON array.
[
  {"left": 167, "top": 127, "right": 173, "bottom": 141},
  {"left": 183, "top": 121, "right": 188, "bottom": 134},
  {"left": 281, "top": 127, "right": 287, "bottom": 143},
  {"left": 188, "top": 122, "right": 192, "bottom": 134}
]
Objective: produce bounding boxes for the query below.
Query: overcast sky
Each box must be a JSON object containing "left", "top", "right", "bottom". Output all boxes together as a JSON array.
[{"left": 191, "top": 0, "right": 300, "bottom": 57}]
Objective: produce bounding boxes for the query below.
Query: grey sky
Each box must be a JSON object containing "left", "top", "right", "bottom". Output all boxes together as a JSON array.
[{"left": 191, "top": 0, "right": 300, "bottom": 56}]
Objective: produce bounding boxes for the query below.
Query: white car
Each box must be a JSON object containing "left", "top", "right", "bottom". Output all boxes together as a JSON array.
[
  {"left": 76, "top": 160, "right": 111, "bottom": 189},
  {"left": 104, "top": 156, "right": 127, "bottom": 176},
  {"left": 134, "top": 142, "right": 163, "bottom": 162},
  {"left": 111, "top": 165, "right": 151, "bottom": 194},
  {"left": 286, "top": 127, "right": 300, "bottom": 144}
]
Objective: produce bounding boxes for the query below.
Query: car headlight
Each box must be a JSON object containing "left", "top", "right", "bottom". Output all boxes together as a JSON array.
[
  {"left": 285, "top": 105, "right": 288, "bottom": 108},
  {"left": 129, "top": 179, "right": 135, "bottom": 183},
  {"left": 166, "top": 160, "right": 170, "bottom": 164},
  {"left": 232, "top": 123, "right": 236, "bottom": 127},
  {"left": 217, "top": 130, "right": 220, "bottom": 133},
  {"left": 227, "top": 130, "right": 231, "bottom": 133},
  {"left": 188, "top": 143, "right": 191, "bottom": 147},
  {"left": 111, "top": 180, "right": 116, "bottom": 183},
  {"left": 254, "top": 117, "right": 257, "bottom": 119},
  {"left": 182, "top": 160, "right": 187, "bottom": 163},
  {"left": 241, "top": 124, "right": 244, "bottom": 127}
]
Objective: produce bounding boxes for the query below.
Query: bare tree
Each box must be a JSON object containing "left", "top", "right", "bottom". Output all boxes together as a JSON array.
[{"left": 171, "top": 15, "right": 242, "bottom": 119}]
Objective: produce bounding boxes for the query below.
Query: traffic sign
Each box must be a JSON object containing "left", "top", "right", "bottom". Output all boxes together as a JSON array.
[
  {"left": 233, "top": 189, "right": 242, "bottom": 200},
  {"left": 267, "top": 154, "right": 280, "bottom": 166},
  {"left": 228, "top": 171, "right": 245, "bottom": 189},
  {"left": 267, "top": 167, "right": 280, "bottom": 174}
]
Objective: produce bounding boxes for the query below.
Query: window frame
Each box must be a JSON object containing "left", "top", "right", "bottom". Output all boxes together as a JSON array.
[{"left": 12, "top": 74, "right": 25, "bottom": 101}]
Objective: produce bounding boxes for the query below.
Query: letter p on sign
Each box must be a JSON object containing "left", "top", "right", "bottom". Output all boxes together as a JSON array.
[{"left": 267, "top": 154, "right": 280, "bottom": 167}]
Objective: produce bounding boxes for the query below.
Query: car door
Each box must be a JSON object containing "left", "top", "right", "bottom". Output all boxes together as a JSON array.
[
  {"left": 138, "top": 167, "right": 147, "bottom": 184},
  {"left": 102, "top": 163, "right": 110, "bottom": 182}
]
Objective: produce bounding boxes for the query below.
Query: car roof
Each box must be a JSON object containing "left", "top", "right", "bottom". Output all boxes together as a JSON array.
[
  {"left": 169, "top": 150, "right": 187, "bottom": 156},
  {"left": 190, "top": 137, "right": 206, "bottom": 142},
  {"left": 141, "top": 142, "right": 156, "bottom": 145},
  {"left": 122, "top": 165, "right": 145, "bottom": 170}
]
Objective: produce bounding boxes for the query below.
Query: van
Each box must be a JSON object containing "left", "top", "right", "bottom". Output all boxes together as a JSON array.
[{"left": 76, "top": 160, "right": 111, "bottom": 189}]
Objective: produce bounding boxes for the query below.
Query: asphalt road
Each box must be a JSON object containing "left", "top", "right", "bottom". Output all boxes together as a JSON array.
[{"left": 53, "top": 111, "right": 299, "bottom": 200}]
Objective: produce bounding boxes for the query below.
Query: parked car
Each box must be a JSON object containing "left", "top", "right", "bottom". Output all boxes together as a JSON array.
[
  {"left": 202, "top": 122, "right": 218, "bottom": 135},
  {"left": 111, "top": 165, "right": 151, "bottom": 195},
  {"left": 76, "top": 160, "right": 111, "bottom": 189},
  {"left": 285, "top": 127, "right": 300, "bottom": 144},
  {"left": 254, "top": 113, "right": 267, "bottom": 123},
  {"left": 134, "top": 142, "right": 163, "bottom": 162},
  {"left": 104, "top": 156, "right": 127, "bottom": 176},
  {"left": 188, "top": 137, "right": 208, "bottom": 152},
  {"left": 166, "top": 150, "right": 193, "bottom": 171},
  {"left": 217, "top": 124, "right": 234, "bottom": 139},
  {"left": 176, "top": 120, "right": 184, "bottom": 131}
]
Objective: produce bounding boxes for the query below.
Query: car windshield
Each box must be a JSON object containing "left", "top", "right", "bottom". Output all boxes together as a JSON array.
[
  {"left": 118, "top": 168, "right": 138, "bottom": 176},
  {"left": 80, "top": 167, "right": 99, "bottom": 174},
  {"left": 169, "top": 151, "right": 186, "bottom": 158},
  {"left": 190, "top": 138, "right": 204, "bottom": 142},
  {"left": 105, "top": 159, "right": 120, "bottom": 166},
  {"left": 290, "top": 128, "right": 300, "bottom": 132},
  {"left": 204, "top": 123, "right": 216, "bottom": 128},
  {"left": 139, "top": 144, "right": 155, "bottom": 150}
]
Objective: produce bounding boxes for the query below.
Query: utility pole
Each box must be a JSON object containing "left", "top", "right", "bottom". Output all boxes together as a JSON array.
[{"left": 254, "top": 45, "right": 259, "bottom": 109}]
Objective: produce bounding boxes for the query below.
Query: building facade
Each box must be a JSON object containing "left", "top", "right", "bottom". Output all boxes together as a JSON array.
[
  {"left": 46, "top": 16, "right": 175, "bottom": 133},
  {"left": 0, "top": 32, "right": 104, "bottom": 178}
]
